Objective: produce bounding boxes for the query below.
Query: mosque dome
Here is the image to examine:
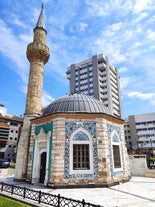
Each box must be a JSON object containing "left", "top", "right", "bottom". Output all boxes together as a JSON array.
[{"left": 42, "top": 93, "right": 109, "bottom": 116}]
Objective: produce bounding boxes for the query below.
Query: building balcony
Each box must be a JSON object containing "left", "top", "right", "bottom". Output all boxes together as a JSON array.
[
  {"left": 0, "top": 147, "right": 7, "bottom": 153},
  {"left": 98, "top": 63, "right": 106, "bottom": 71}
]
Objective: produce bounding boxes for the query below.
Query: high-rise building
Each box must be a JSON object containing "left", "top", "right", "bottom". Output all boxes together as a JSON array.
[
  {"left": 66, "top": 54, "right": 122, "bottom": 118},
  {"left": 0, "top": 115, "right": 23, "bottom": 161},
  {"left": 124, "top": 112, "right": 155, "bottom": 150}
]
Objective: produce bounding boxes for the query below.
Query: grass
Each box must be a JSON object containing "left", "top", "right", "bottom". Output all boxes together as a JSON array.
[
  {"left": 149, "top": 157, "right": 155, "bottom": 161},
  {"left": 0, "top": 195, "right": 32, "bottom": 207}
]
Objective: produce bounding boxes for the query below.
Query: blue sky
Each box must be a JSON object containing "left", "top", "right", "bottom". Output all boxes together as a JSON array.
[{"left": 0, "top": 0, "right": 155, "bottom": 118}]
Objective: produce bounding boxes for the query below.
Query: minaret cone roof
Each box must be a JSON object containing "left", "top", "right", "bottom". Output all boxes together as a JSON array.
[{"left": 36, "top": 3, "right": 45, "bottom": 30}]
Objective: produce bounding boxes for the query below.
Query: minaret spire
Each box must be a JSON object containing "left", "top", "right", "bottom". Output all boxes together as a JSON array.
[{"left": 36, "top": 2, "right": 45, "bottom": 30}]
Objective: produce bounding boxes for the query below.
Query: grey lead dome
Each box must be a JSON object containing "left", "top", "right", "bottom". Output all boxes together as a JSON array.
[{"left": 42, "top": 93, "right": 109, "bottom": 115}]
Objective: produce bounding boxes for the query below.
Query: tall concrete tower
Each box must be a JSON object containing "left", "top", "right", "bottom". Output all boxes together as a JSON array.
[
  {"left": 15, "top": 4, "right": 50, "bottom": 181},
  {"left": 66, "top": 54, "right": 122, "bottom": 118}
]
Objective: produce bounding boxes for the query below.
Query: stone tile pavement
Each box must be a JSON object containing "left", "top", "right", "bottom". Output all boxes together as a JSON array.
[{"left": 0, "top": 171, "right": 155, "bottom": 207}]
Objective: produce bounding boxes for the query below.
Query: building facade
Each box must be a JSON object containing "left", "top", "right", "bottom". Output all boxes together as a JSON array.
[
  {"left": 0, "top": 115, "right": 23, "bottom": 161},
  {"left": 124, "top": 113, "right": 155, "bottom": 150},
  {"left": 27, "top": 93, "right": 130, "bottom": 187},
  {"left": 66, "top": 54, "right": 122, "bottom": 118}
]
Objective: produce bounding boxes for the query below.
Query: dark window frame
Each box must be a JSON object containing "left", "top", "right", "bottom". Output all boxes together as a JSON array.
[
  {"left": 113, "top": 145, "right": 121, "bottom": 168},
  {"left": 73, "top": 144, "right": 90, "bottom": 170}
]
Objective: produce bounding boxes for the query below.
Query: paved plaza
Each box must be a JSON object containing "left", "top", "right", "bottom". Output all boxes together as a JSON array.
[{"left": 0, "top": 171, "right": 155, "bottom": 207}]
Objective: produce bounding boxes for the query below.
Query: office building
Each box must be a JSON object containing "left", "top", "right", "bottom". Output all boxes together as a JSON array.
[
  {"left": 0, "top": 115, "right": 23, "bottom": 162},
  {"left": 66, "top": 54, "right": 122, "bottom": 118},
  {"left": 124, "top": 113, "right": 155, "bottom": 150}
]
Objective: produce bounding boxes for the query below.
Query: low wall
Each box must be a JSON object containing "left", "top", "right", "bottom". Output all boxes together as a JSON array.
[{"left": 129, "top": 155, "right": 148, "bottom": 176}]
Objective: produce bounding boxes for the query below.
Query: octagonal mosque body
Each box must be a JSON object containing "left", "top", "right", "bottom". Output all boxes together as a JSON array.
[{"left": 26, "top": 93, "right": 130, "bottom": 188}]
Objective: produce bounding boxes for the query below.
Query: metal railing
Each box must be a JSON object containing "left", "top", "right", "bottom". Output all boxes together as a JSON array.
[{"left": 0, "top": 182, "right": 103, "bottom": 207}]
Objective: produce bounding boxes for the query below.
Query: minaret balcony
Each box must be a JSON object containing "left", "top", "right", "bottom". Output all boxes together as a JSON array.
[{"left": 27, "top": 42, "right": 50, "bottom": 64}]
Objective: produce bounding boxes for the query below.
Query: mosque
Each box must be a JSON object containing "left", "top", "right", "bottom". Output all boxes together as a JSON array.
[{"left": 15, "top": 4, "right": 130, "bottom": 188}]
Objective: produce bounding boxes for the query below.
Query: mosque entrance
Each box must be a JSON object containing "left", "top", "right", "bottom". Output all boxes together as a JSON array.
[{"left": 39, "top": 152, "right": 47, "bottom": 183}]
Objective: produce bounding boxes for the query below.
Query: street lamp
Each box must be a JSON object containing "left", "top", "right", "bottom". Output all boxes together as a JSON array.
[{"left": 150, "top": 138, "right": 153, "bottom": 148}]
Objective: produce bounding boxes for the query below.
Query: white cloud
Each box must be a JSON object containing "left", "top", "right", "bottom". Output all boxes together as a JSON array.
[
  {"left": 0, "top": 19, "right": 28, "bottom": 82},
  {"left": 12, "top": 17, "right": 27, "bottom": 28},
  {"left": 133, "top": 42, "right": 143, "bottom": 47},
  {"left": 85, "top": 0, "right": 133, "bottom": 17},
  {"left": 147, "top": 29, "right": 155, "bottom": 40},
  {"left": 111, "top": 22, "right": 122, "bottom": 32},
  {"left": 19, "top": 34, "right": 32, "bottom": 42},
  {"left": 41, "top": 91, "right": 55, "bottom": 108},
  {"left": 133, "top": 0, "right": 153, "bottom": 14},
  {"left": 134, "top": 12, "right": 148, "bottom": 22},
  {"left": 93, "top": 36, "right": 126, "bottom": 64},
  {"left": 127, "top": 91, "right": 155, "bottom": 105},
  {"left": 85, "top": 0, "right": 108, "bottom": 17},
  {"left": 79, "top": 22, "right": 88, "bottom": 32}
]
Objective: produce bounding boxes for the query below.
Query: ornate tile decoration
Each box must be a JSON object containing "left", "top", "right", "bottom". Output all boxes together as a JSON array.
[
  {"left": 107, "top": 124, "right": 121, "bottom": 140},
  {"left": 35, "top": 123, "right": 53, "bottom": 135},
  {"left": 107, "top": 124, "right": 125, "bottom": 177},
  {"left": 112, "top": 134, "right": 119, "bottom": 142},
  {"left": 73, "top": 131, "right": 89, "bottom": 141},
  {"left": 65, "top": 122, "right": 96, "bottom": 138},
  {"left": 64, "top": 122, "right": 98, "bottom": 179}
]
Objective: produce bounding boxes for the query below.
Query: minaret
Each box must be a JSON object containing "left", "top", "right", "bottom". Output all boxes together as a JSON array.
[{"left": 15, "top": 4, "right": 50, "bottom": 181}]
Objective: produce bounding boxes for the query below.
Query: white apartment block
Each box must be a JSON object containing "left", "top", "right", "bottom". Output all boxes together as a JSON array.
[
  {"left": 124, "top": 113, "right": 155, "bottom": 150},
  {"left": 0, "top": 115, "right": 23, "bottom": 162},
  {"left": 66, "top": 54, "right": 122, "bottom": 118}
]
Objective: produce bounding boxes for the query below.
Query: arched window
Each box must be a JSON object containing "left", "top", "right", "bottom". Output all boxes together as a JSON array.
[
  {"left": 65, "top": 122, "right": 98, "bottom": 179},
  {"left": 72, "top": 130, "right": 90, "bottom": 171}
]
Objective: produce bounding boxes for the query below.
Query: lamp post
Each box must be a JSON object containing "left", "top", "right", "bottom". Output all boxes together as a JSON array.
[{"left": 150, "top": 138, "right": 153, "bottom": 148}]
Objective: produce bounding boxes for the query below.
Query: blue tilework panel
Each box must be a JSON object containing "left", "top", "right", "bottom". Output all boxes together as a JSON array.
[
  {"left": 107, "top": 124, "right": 125, "bottom": 177},
  {"left": 64, "top": 122, "right": 98, "bottom": 179},
  {"left": 73, "top": 131, "right": 89, "bottom": 141}
]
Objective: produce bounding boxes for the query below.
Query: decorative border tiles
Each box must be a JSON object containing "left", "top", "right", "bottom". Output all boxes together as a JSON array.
[
  {"left": 35, "top": 123, "right": 52, "bottom": 135},
  {"left": 65, "top": 122, "right": 96, "bottom": 138},
  {"left": 64, "top": 122, "right": 98, "bottom": 179}
]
